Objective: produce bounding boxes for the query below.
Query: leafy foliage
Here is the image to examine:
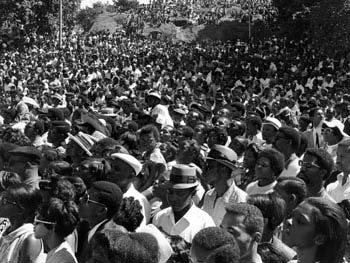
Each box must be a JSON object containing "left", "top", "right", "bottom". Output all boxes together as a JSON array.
[
  {"left": 76, "top": 3, "right": 105, "bottom": 32},
  {"left": 0, "top": 0, "right": 81, "bottom": 34}
]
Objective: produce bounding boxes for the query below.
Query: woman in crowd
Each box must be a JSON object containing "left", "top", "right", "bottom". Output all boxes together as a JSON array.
[
  {"left": 285, "top": 197, "right": 348, "bottom": 263},
  {"left": 34, "top": 197, "right": 80, "bottom": 263},
  {"left": 246, "top": 148, "right": 285, "bottom": 195},
  {"left": 240, "top": 142, "right": 262, "bottom": 190},
  {"left": 0, "top": 183, "right": 44, "bottom": 263}
]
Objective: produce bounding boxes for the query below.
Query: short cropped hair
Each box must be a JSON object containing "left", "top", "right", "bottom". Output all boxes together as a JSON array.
[
  {"left": 247, "top": 192, "right": 286, "bottom": 231},
  {"left": 225, "top": 203, "right": 264, "bottom": 235},
  {"left": 89, "top": 229, "right": 159, "bottom": 263},
  {"left": 192, "top": 227, "right": 236, "bottom": 250},
  {"left": 276, "top": 176, "right": 307, "bottom": 205},
  {"left": 257, "top": 148, "right": 285, "bottom": 177},
  {"left": 206, "top": 243, "right": 240, "bottom": 263},
  {"left": 304, "top": 148, "right": 334, "bottom": 178}
]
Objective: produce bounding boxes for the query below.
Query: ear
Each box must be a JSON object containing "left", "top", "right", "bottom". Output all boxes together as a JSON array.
[
  {"left": 289, "top": 193, "right": 297, "bottom": 204},
  {"left": 314, "top": 234, "right": 325, "bottom": 246},
  {"left": 252, "top": 231, "right": 262, "bottom": 243}
]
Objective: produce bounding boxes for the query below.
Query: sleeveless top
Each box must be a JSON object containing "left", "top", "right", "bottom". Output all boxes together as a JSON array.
[{"left": 0, "top": 223, "right": 46, "bottom": 263}]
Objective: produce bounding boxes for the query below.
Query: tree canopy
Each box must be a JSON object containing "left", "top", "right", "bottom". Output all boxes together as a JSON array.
[{"left": 0, "top": 0, "right": 81, "bottom": 34}]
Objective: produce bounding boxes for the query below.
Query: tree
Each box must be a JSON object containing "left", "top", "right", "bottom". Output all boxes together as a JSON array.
[
  {"left": 0, "top": 0, "right": 81, "bottom": 35},
  {"left": 76, "top": 3, "right": 104, "bottom": 32}
]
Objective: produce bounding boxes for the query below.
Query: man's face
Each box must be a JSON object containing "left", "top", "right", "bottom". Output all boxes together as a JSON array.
[
  {"left": 312, "top": 110, "right": 324, "bottom": 126},
  {"left": 106, "top": 158, "right": 133, "bottom": 193},
  {"left": 246, "top": 121, "right": 257, "bottom": 136},
  {"left": 167, "top": 188, "right": 193, "bottom": 212},
  {"left": 79, "top": 188, "right": 106, "bottom": 227},
  {"left": 221, "top": 213, "right": 253, "bottom": 257},
  {"left": 215, "top": 117, "right": 230, "bottom": 129},
  {"left": 297, "top": 154, "right": 323, "bottom": 186},
  {"left": 336, "top": 145, "right": 350, "bottom": 173}
]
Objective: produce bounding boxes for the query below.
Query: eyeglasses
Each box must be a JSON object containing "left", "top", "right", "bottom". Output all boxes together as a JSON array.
[
  {"left": 79, "top": 192, "right": 107, "bottom": 209},
  {"left": 299, "top": 160, "right": 320, "bottom": 169},
  {"left": 34, "top": 215, "right": 56, "bottom": 226}
]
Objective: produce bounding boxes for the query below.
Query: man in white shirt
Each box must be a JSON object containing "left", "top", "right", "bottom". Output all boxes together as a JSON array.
[
  {"left": 326, "top": 138, "right": 350, "bottom": 203},
  {"left": 202, "top": 145, "right": 247, "bottom": 226},
  {"left": 153, "top": 164, "right": 215, "bottom": 243},
  {"left": 107, "top": 153, "right": 151, "bottom": 226}
]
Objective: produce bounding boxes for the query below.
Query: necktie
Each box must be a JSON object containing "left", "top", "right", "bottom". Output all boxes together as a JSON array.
[{"left": 316, "top": 132, "right": 320, "bottom": 148}]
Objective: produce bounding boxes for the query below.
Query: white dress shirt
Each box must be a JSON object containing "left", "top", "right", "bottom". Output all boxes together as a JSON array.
[
  {"left": 202, "top": 179, "right": 247, "bottom": 226},
  {"left": 246, "top": 180, "right": 277, "bottom": 195},
  {"left": 326, "top": 173, "right": 350, "bottom": 203},
  {"left": 152, "top": 204, "right": 215, "bottom": 243}
]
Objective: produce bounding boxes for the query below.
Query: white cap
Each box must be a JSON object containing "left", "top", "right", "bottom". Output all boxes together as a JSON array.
[
  {"left": 263, "top": 117, "right": 282, "bottom": 130},
  {"left": 110, "top": 153, "right": 142, "bottom": 175}
]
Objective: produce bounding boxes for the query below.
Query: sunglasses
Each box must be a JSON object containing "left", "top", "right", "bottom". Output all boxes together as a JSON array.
[
  {"left": 79, "top": 192, "right": 107, "bottom": 209},
  {"left": 299, "top": 160, "right": 320, "bottom": 169}
]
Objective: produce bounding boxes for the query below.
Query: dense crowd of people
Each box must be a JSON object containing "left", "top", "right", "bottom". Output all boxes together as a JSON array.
[
  {"left": 1, "top": 25, "right": 350, "bottom": 263},
  {"left": 132, "top": 0, "right": 276, "bottom": 27}
]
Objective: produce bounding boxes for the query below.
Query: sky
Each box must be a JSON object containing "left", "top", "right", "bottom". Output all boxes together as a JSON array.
[{"left": 80, "top": 0, "right": 113, "bottom": 9}]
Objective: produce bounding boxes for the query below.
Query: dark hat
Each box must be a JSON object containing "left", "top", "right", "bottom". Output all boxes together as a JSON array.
[
  {"left": 169, "top": 164, "right": 199, "bottom": 189},
  {"left": 206, "top": 144, "right": 238, "bottom": 170},
  {"left": 9, "top": 146, "right": 42, "bottom": 164},
  {"left": 51, "top": 121, "right": 71, "bottom": 133},
  {"left": 91, "top": 181, "right": 123, "bottom": 214}
]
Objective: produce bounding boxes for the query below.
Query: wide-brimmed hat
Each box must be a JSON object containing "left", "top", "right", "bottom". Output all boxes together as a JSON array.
[
  {"left": 68, "top": 132, "right": 97, "bottom": 157},
  {"left": 110, "top": 153, "right": 142, "bottom": 176},
  {"left": 206, "top": 144, "right": 238, "bottom": 170},
  {"left": 323, "top": 120, "right": 348, "bottom": 138},
  {"left": 168, "top": 164, "right": 199, "bottom": 189}
]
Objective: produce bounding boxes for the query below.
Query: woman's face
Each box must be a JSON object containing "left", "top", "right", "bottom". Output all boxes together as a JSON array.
[
  {"left": 254, "top": 157, "right": 274, "bottom": 183},
  {"left": 284, "top": 201, "right": 317, "bottom": 248},
  {"left": 243, "top": 149, "right": 257, "bottom": 169}
]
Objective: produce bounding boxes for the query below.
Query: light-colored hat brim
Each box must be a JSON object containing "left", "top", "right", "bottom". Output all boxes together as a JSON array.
[{"left": 68, "top": 133, "right": 93, "bottom": 156}]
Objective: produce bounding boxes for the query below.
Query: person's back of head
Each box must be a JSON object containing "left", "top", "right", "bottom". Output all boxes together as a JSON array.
[
  {"left": 247, "top": 192, "right": 286, "bottom": 235},
  {"left": 191, "top": 227, "right": 236, "bottom": 263},
  {"left": 113, "top": 196, "right": 143, "bottom": 232},
  {"left": 275, "top": 176, "right": 307, "bottom": 216},
  {"left": 88, "top": 229, "right": 159, "bottom": 263},
  {"left": 206, "top": 243, "right": 240, "bottom": 263}
]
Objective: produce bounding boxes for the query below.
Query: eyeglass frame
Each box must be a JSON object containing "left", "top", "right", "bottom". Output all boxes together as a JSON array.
[
  {"left": 299, "top": 160, "right": 321, "bottom": 169},
  {"left": 79, "top": 192, "right": 107, "bottom": 209}
]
